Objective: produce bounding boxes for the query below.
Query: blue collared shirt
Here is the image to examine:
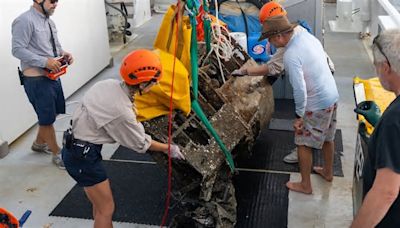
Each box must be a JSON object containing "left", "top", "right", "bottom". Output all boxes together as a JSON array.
[{"left": 12, "top": 6, "right": 63, "bottom": 71}]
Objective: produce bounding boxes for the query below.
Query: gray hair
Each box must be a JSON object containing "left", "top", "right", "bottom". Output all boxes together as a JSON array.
[{"left": 373, "top": 29, "right": 400, "bottom": 74}]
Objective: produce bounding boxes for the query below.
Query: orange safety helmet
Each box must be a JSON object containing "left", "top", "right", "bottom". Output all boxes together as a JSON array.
[
  {"left": 120, "top": 49, "right": 162, "bottom": 86},
  {"left": 259, "top": 1, "right": 287, "bottom": 23},
  {"left": 0, "top": 208, "right": 19, "bottom": 228}
]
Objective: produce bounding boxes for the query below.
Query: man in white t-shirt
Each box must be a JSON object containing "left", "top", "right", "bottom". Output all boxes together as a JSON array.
[
  {"left": 257, "top": 15, "right": 339, "bottom": 194},
  {"left": 232, "top": 2, "right": 335, "bottom": 164}
]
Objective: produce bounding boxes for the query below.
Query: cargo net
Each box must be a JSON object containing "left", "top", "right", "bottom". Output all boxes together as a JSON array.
[{"left": 144, "top": 29, "right": 274, "bottom": 227}]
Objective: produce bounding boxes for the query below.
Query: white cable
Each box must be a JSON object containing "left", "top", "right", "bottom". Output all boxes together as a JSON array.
[
  {"left": 199, "top": 1, "right": 237, "bottom": 82},
  {"left": 216, "top": 50, "right": 226, "bottom": 83},
  {"left": 206, "top": 0, "right": 225, "bottom": 82},
  {"left": 211, "top": 23, "right": 234, "bottom": 60}
]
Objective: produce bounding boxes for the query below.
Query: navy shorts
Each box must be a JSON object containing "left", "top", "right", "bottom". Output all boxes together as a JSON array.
[
  {"left": 62, "top": 142, "right": 107, "bottom": 187},
  {"left": 23, "top": 76, "right": 65, "bottom": 125}
]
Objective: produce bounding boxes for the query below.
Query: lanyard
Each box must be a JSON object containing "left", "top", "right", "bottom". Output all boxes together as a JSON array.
[{"left": 48, "top": 21, "right": 58, "bottom": 57}]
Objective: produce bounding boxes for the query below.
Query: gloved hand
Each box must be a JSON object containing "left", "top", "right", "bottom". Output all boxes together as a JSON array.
[
  {"left": 231, "top": 68, "right": 248, "bottom": 77},
  {"left": 170, "top": 144, "right": 185, "bottom": 160},
  {"left": 354, "top": 100, "right": 381, "bottom": 127}
]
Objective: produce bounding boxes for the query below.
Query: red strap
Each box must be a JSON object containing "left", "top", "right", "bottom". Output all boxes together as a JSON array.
[{"left": 160, "top": 0, "right": 181, "bottom": 227}]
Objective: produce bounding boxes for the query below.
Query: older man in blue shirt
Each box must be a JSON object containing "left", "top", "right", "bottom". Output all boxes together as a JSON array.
[
  {"left": 259, "top": 15, "right": 339, "bottom": 194},
  {"left": 12, "top": 0, "right": 73, "bottom": 169}
]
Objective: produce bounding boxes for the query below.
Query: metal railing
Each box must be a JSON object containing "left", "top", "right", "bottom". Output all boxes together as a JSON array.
[{"left": 378, "top": 0, "right": 400, "bottom": 26}]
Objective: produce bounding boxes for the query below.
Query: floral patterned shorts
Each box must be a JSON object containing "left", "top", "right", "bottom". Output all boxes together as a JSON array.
[{"left": 295, "top": 103, "right": 337, "bottom": 149}]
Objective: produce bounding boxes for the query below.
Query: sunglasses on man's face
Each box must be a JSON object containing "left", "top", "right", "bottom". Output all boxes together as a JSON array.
[
  {"left": 49, "top": 0, "right": 58, "bottom": 4},
  {"left": 373, "top": 35, "right": 390, "bottom": 67}
]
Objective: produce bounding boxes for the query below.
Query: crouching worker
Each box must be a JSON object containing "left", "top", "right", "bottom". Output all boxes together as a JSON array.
[{"left": 61, "top": 49, "right": 185, "bottom": 228}]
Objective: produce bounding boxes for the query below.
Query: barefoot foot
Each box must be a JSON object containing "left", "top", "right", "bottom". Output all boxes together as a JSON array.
[
  {"left": 286, "top": 181, "right": 312, "bottom": 194},
  {"left": 313, "top": 166, "right": 333, "bottom": 182}
]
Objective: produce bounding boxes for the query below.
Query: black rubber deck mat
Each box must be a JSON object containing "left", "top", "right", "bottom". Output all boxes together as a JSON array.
[
  {"left": 50, "top": 160, "right": 183, "bottom": 225},
  {"left": 268, "top": 118, "right": 295, "bottom": 131},
  {"left": 110, "top": 145, "right": 154, "bottom": 161},
  {"left": 273, "top": 99, "right": 295, "bottom": 119},
  {"left": 234, "top": 171, "right": 290, "bottom": 228},
  {"left": 237, "top": 129, "right": 344, "bottom": 177}
]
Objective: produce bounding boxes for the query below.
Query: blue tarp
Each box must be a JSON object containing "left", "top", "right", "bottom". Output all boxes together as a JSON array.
[{"left": 217, "top": 14, "right": 261, "bottom": 33}]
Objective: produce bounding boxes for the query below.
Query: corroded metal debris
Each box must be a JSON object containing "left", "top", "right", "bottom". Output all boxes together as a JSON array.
[{"left": 145, "top": 33, "right": 274, "bottom": 227}]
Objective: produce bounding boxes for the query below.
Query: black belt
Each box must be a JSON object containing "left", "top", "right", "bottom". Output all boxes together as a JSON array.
[
  {"left": 69, "top": 138, "right": 102, "bottom": 159},
  {"left": 72, "top": 138, "right": 102, "bottom": 148}
]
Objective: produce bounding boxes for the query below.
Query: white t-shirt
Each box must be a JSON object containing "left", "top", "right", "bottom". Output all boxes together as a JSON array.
[{"left": 283, "top": 30, "right": 339, "bottom": 117}]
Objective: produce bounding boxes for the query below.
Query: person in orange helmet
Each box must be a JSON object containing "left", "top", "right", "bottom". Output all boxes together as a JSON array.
[
  {"left": 61, "top": 49, "right": 185, "bottom": 228},
  {"left": 232, "top": 1, "right": 334, "bottom": 81},
  {"left": 232, "top": 1, "right": 335, "bottom": 165},
  {"left": 258, "top": 1, "right": 287, "bottom": 23},
  {"left": 231, "top": 1, "right": 290, "bottom": 78},
  {"left": 254, "top": 13, "right": 338, "bottom": 195}
]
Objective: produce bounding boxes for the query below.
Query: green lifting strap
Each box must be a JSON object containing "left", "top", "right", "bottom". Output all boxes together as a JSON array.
[
  {"left": 192, "top": 100, "right": 235, "bottom": 171},
  {"left": 187, "top": 0, "right": 235, "bottom": 172},
  {"left": 202, "top": 0, "right": 212, "bottom": 54},
  {"left": 189, "top": 15, "right": 199, "bottom": 101}
]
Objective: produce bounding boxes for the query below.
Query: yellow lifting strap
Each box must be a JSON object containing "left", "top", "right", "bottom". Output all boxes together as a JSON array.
[
  {"left": 153, "top": 4, "right": 192, "bottom": 74},
  {"left": 134, "top": 49, "right": 191, "bottom": 122}
]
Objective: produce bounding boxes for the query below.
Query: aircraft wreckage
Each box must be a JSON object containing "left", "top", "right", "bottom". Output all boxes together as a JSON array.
[{"left": 140, "top": 3, "right": 275, "bottom": 227}]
